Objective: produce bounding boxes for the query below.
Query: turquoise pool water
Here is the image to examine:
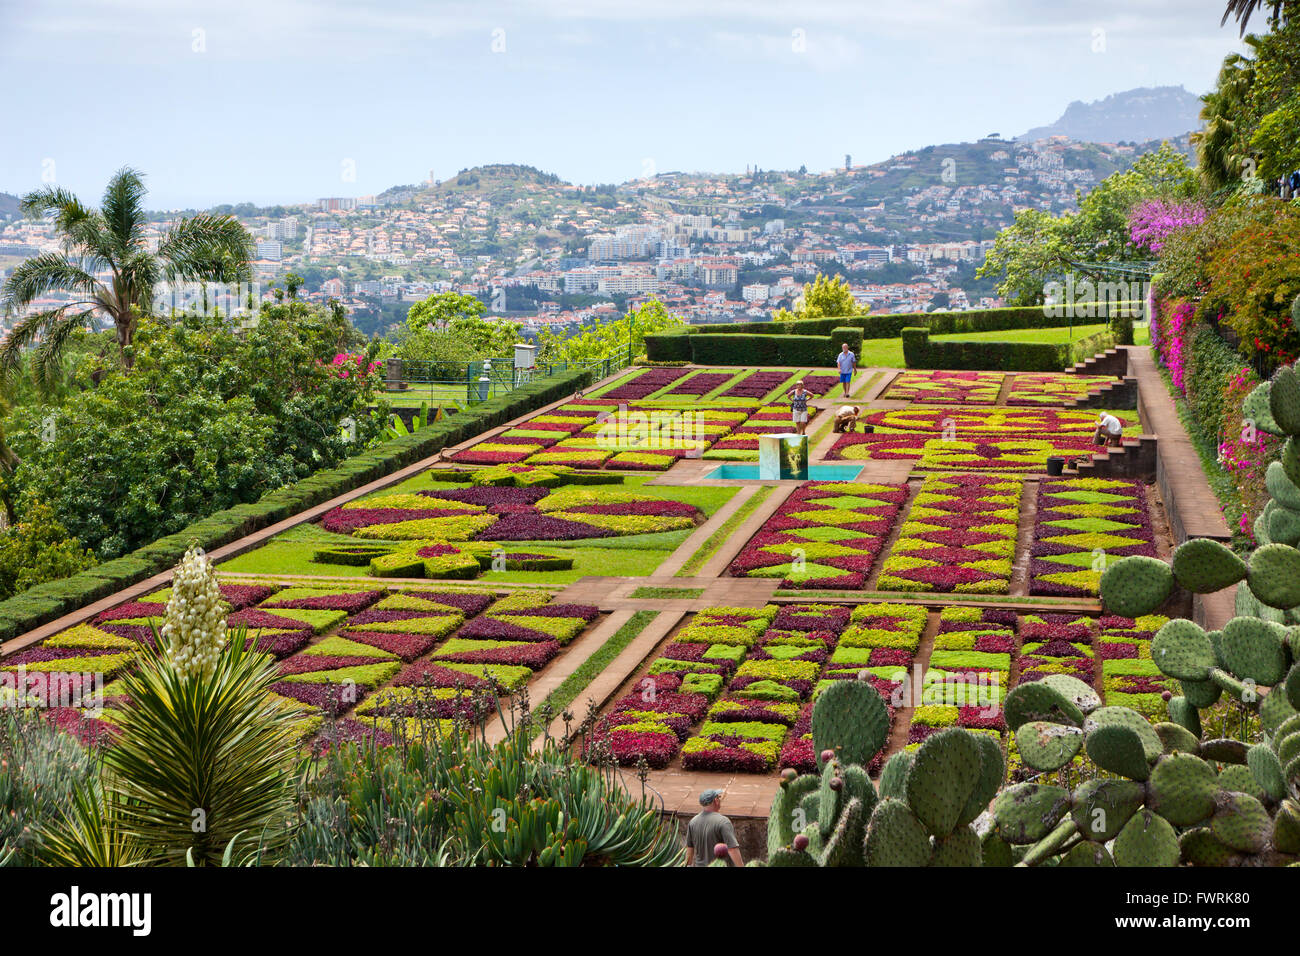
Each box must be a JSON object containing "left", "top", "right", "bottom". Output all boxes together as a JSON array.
[{"left": 705, "top": 464, "right": 865, "bottom": 481}]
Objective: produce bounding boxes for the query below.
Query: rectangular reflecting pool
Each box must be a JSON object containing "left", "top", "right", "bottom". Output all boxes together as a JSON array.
[{"left": 704, "top": 464, "right": 866, "bottom": 481}]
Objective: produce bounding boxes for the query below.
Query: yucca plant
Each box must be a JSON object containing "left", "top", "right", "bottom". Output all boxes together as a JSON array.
[{"left": 36, "top": 781, "right": 153, "bottom": 868}]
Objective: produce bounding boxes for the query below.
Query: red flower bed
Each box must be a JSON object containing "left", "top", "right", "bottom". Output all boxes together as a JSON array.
[
  {"left": 601, "top": 368, "right": 692, "bottom": 401},
  {"left": 719, "top": 371, "right": 790, "bottom": 399},
  {"left": 321, "top": 507, "right": 465, "bottom": 534},
  {"left": 665, "top": 372, "right": 733, "bottom": 396},
  {"left": 436, "top": 640, "right": 560, "bottom": 668},
  {"left": 262, "top": 590, "right": 383, "bottom": 613},
  {"left": 271, "top": 680, "right": 366, "bottom": 716},
  {"left": 391, "top": 661, "right": 496, "bottom": 691},
  {"left": 278, "top": 654, "right": 383, "bottom": 676},
  {"left": 342, "top": 629, "right": 443, "bottom": 661},
  {"left": 454, "top": 617, "right": 555, "bottom": 643}
]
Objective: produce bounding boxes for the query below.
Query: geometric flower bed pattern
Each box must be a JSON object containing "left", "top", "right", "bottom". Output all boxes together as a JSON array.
[
  {"left": 877, "top": 474, "right": 1021, "bottom": 594},
  {"left": 1096, "top": 613, "right": 1174, "bottom": 719},
  {"left": 883, "top": 370, "right": 1004, "bottom": 404},
  {"left": 1015, "top": 611, "right": 1096, "bottom": 684},
  {"left": 704, "top": 403, "right": 823, "bottom": 459},
  {"left": 827, "top": 432, "right": 1103, "bottom": 472},
  {"left": 907, "top": 605, "right": 1013, "bottom": 745},
  {"left": 855, "top": 407, "right": 1134, "bottom": 436},
  {"left": 1006, "top": 372, "right": 1118, "bottom": 406},
  {"left": 321, "top": 485, "right": 705, "bottom": 542},
  {"left": 1029, "top": 478, "right": 1155, "bottom": 597},
  {"left": 728, "top": 481, "right": 907, "bottom": 588}
]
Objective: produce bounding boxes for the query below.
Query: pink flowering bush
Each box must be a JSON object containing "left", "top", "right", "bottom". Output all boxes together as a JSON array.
[{"left": 1128, "top": 199, "right": 1207, "bottom": 254}]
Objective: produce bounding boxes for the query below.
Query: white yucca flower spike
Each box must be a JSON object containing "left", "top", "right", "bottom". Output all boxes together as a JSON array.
[{"left": 161, "top": 545, "right": 228, "bottom": 679}]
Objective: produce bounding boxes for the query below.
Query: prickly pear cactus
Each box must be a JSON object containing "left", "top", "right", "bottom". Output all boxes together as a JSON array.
[{"left": 765, "top": 679, "right": 1002, "bottom": 867}]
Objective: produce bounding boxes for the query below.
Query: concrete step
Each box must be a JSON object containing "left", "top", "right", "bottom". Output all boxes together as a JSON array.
[
  {"left": 1066, "top": 346, "right": 1130, "bottom": 379},
  {"left": 1068, "top": 375, "right": 1138, "bottom": 410},
  {"left": 1066, "top": 434, "right": 1157, "bottom": 481}
]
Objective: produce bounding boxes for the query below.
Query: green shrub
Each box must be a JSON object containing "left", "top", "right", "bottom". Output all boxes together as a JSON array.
[{"left": 901, "top": 327, "right": 1064, "bottom": 372}]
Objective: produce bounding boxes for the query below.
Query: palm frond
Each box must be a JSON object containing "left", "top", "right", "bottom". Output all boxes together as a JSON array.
[
  {"left": 99, "top": 167, "right": 148, "bottom": 258},
  {"left": 156, "top": 214, "right": 254, "bottom": 286},
  {"left": 0, "top": 252, "right": 101, "bottom": 312},
  {"left": 0, "top": 307, "right": 75, "bottom": 379},
  {"left": 33, "top": 311, "right": 97, "bottom": 395},
  {"left": 1222, "top": 0, "right": 1292, "bottom": 35},
  {"left": 116, "top": 250, "right": 162, "bottom": 316}
]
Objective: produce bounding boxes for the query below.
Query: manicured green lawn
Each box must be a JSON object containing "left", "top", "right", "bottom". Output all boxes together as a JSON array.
[{"left": 855, "top": 323, "right": 1112, "bottom": 369}]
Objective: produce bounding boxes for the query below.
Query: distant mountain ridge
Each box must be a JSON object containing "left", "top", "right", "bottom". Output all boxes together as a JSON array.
[
  {"left": 1019, "top": 85, "right": 1204, "bottom": 144},
  {"left": 0, "top": 192, "right": 20, "bottom": 219}
]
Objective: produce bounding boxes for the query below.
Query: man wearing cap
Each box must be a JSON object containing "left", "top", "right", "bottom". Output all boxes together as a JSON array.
[{"left": 684, "top": 788, "right": 743, "bottom": 866}]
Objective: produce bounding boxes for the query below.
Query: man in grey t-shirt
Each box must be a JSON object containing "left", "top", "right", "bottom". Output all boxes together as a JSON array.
[{"left": 684, "top": 789, "right": 742, "bottom": 866}]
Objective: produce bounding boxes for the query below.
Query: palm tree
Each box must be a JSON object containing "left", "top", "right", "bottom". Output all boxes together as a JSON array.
[
  {"left": 1222, "top": 0, "right": 1294, "bottom": 35},
  {"left": 0, "top": 167, "right": 251, "bottom": 381}
]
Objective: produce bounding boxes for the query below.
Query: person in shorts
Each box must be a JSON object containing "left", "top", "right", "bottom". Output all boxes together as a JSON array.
[
  {"left": 684, "top": 789, "right": 742, "bottom": 867},
  {"left": 787, "top": 379, "right": 811, "bottom": 435},
  {"left": 1095, "top": 412, "right": 1124, "bottom": 448},
  {"left": 836, "top": 343, "right": 857, "bottom": 397}
]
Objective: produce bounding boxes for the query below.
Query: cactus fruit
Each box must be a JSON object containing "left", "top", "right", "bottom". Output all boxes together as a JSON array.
[
  {"left": 1147, "top": 753, "right": 1218, "bottom": 827},
  {"left": 1171, "top": 538, "right": 1248, "bottom": 593},
  {"left": 1113, "top": 809, "right": 1180, "bottom": 867},
  {"left": 1267, "top": 461, "right": 1300, "bottom": 511},
  {"left": 992, "top": 783, "right": 1071, "bottom": 844},
  {"left": 810, "top": 678, "right": 889, "bottom": 770},
  {"left": 1015, "top": 721, "right": 1084, "bottom": 772},
  {"left": 1151, "top": 619, "right": 1215, "bottom": 682},
  {"left": 1003, "top": 681, "right": 1084, "bottom": 731},
  {"left": 1154, "top": 721, "right": 1200, "bottom": 754},
  {"left": 862, "top": 798, "right": 932, "bottom": 867},
  {"left": 1099, "top": 555, "right": 1174, "bottom": 618},
  {"left": 1070, "top": 778, "right": 1144, "bottom": 842},
  {"left": 1085, "top": 724, "right": 1152, "bottom": 780},
  {"left": 1059, "top": 841, "right": 1114, "bottom": 866},
  {"left": 1168, "top": 694, "right": 1205, "bottom": 735},
  {"left": 1246, "top": 543, "right": 1300, "bottom": 610},
  {"left": 1220, "top": 616, "right": 1289, "bottom": 685},
  {"left": 1270, "top": 363, "right": 1300, "bottom": 435},
  {"left": 877, "top": 751, "right": 912, "bottom": 801},
  {"left": 929, "top": 826, "right": 981, "bottom": 867},
  {"left": 1209, "top": 791, "right": 1271, "bottom": 854},
  {"left": 905, "top": 728, "right": 982, "bottom": 838},
  {"left": 1243, "top": 379, "right": 1281, "bottom": 436}
]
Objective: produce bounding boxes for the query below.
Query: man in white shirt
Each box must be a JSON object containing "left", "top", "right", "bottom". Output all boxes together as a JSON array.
[
  {"left": 1095, "top": 412, "right": 1124, "bottom": 448},
  {"left": 835, "top": 343, "right": 857, "bottom": 398}
]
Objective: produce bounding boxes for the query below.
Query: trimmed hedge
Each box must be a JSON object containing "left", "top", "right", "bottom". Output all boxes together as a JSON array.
[
  {"left": 646, "top": 302, "right": 1141, "bottom": 363},
  {"left": 688, "top": 333, "right": 839, "bottom": 367},
  {"left": 900, "top": 327, "right": 1116, "bottom": 372},
  {"left": 0, "top": 366, "right": 596, "bottom": 643}
]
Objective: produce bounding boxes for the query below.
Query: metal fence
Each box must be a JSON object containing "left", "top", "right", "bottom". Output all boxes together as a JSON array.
[{"left": 378, "top": 353, "right": 631, "bottom": 407}]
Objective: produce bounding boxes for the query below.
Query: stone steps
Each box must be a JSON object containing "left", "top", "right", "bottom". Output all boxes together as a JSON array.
[{"left": 1067, "top": 434, "right": 1158, "bottom": 481}]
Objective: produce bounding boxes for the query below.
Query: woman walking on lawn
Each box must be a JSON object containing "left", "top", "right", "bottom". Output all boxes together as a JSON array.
[
  {"left": 787, "top": 379, "right": 811, "bottom": 435},
  {"left": 836, "top": 342, "right": 857, "bottom": 397}
]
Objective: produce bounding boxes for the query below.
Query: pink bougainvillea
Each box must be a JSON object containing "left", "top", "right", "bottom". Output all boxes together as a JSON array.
[{"left": 1128, "top": 199, "right": 1206, "bottom": 254}]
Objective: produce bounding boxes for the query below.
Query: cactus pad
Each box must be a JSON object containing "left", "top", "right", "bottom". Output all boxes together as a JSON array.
[
  {"left": 1171, "top": 538, "right": 1248, "bottom": 593},
  {"left": 1015, "top": 721, "right": 1084, "bottom": 772},
  {"left": 1167, "top": 694, "right": 1205, "bottom": 735},
  {"left": 980, "top": 831, "right": 1014, "bottom": 867},
  {"left": 1216, "top": 763, "right": 1266, "bottom": 802},
  {"left": 1085, "top": 706, "right": 1164, "bottom": 762},
  {"left": 1220, "top": 616, "right": 1289, "bottom": 686},
  {"left": 905, "top": 728, "right": 982, "bottom": 838},
  {"left": 1153, "top": 721, "right": 1200, "bottom": 754},
  {"left": 1247, "top": 543, "right": 1300, "bottom": 610},
  {"left": 1147, "top": 753, "right": 1218, "bottom": 827},
  {"left": 1038, "top": 674, "right": 1102, "bottom": 714},
  {"left": 1151, "top": 619, "right": 1215, "bottom": 682},
  {"left": 1209, "top": 791, "right": 1271, "bottom": 854},
  {"left": 1085, "top": 724, "right": 1152, "bottom": 780},
  {"left": 928, "top": 825, "right": 981, "bottom": 867},
  {"left": 1004, "top": 680, "right": 1084, "bottom": 731},
  {"left": 821, "top": 796, "right": 867, "bottom": 867},
  {"left": 1269, "top": 364, "right": 1300, "bottom": 435},
  {"left": 862, "top": 798, "right": 932, "bottom": 867},
  {"left": 1071, "top": 778, "right": 1144, "bottom": 841},
  {"left": 1273, "top": 800, "right": 1300, "bottom": 855},
  {"left": 1099, "top": 555, "right": 1174, "bottom": 619},
  {"left": 767, "top": 847, "right": 817, "bottom": 867},
  {"left": 1058, "top": 841, "right": 1114, "bottom": 867},
  {"left": 1243, "top": 380, "right": 1281, "bottom": 436},
  {"left": 1267, "top": 461, "right": 1300, "bottom": 511},
  {"left": 811, "top": 678, "right": 889, "bottom": 770},
  {"left": 992, "top": 783, "right": 1071, "bottom": 844},
  {"left": 957, "top": 731, "right": 1006, "bottom": 827},
  {"left": 1178, "top": 678, "right": 1221, "bottom": 709},
  {"left": 1113, "top": 809, "right": 1180, "bottom": 867},
  {"left": 1179, "top": 827, "right": 1236, "bottom": 866},
  {"left": 877, "top": 751, "right": 912, "bottom": 802}
]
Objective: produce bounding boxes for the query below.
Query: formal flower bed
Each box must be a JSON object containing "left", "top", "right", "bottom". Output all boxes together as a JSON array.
[
  {"left": 860, "top": 407, "right": 1136, "bottom": 436},
  {"left": 322, "top": 484, "right": 705, "bottom": 542},
  {"left": 1029, "top": 478, "right": 1156, "bottom": 597},
  {"left": 828, "top": 432, "right": 1103, "bottom": 472},
  {"left": 908, "top": 606, "right": 1012, "bottom": 744},
  {"left": 884, "top": 370, "right": 1004, "bottom": 404},
  {"left": 799, "top": 374, "right": 842, "bottom": 397},
  {"left": 1015, "top": 612, "right": 1096, "bottom": 684},
  {"left": 662, "top": 371, "right": 735, "bottom": 396},
  {"left": 1006, "top": 373, "right": 1118, "bottom": 406},
  {"left": 877, "top": 474, "right": 1021, "bottom": 594},
  {"left": 718, "top": 370, "right": 791, "bottom": 400},
  {"left": 1096, "top": 613, "right": 1173, "bottom": 718},
  {"left": 728, "top": 481, "right": 907, "bottom": 588},
  {"left": 598, "top": 367, "right": 693, "bottom": 401}
]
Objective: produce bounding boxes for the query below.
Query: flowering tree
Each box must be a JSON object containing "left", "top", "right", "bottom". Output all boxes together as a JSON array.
[{"left": 1128, "top": 199, "right": 1208, "bottom": 253}]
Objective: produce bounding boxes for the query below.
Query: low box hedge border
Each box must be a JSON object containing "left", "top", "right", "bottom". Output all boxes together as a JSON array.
[
  {"left": 645, "top": 302, "right": 1140, "bottom": 362},
  {"left": 0, "top": 366, "right": 596, "bottom": 643}
]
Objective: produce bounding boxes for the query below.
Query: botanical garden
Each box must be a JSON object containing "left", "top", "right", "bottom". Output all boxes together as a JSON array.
[{"left": 2, "top": 3, "right": 1300, "bottom": 876}]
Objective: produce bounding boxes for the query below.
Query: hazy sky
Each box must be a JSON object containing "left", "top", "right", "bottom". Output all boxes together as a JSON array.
[{"left": 0, "top": 0, "right": 1247, "bottom": 209}]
